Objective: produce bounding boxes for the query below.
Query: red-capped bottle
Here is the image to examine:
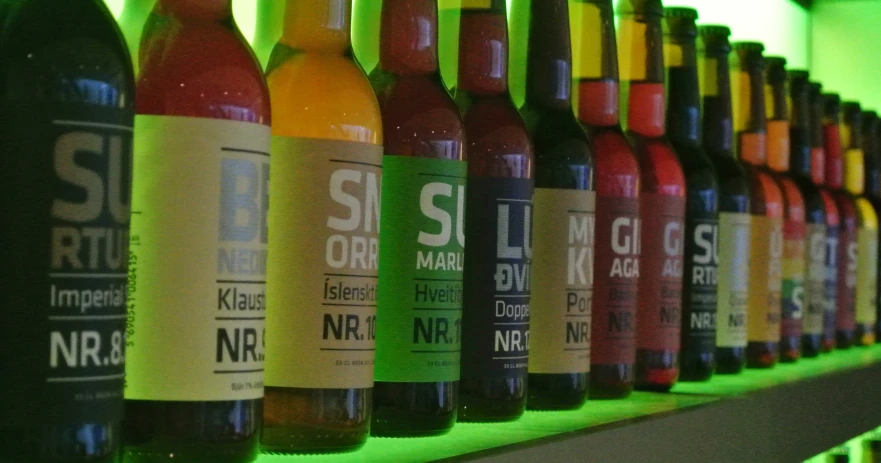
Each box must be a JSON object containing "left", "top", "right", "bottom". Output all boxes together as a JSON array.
[
  {"left": 519, "top": 0, "right": 594, "bottom": 410},
  {"left": 825, "top": 95, "right": 858, "bottom": 349},
  {"left": 618, "top": 0, "right": 686, "bottom": 392},
  {"left": 664, "top": 9, "right": 720, "bottom": 383},
  {"left": 764, "top": 57, "right": 806, "bottom": 363},
  {"left": 811, "top": 84, "right": 841, "bottom": 353},
  {"left": 123, "top": 1, "right": 271, "bottom": 462},
  {"left": 731, "top": 42, "right": 783, "bottom": 369},
  {"left": 369, "top": 0, "right": 466, "bottom": 437},
  {"left": 787, "top": 71, "right": 826, "bottom": 359},
  {"left": 573, "top": 0, "right": 641, "bottom": 399},
  {"left": 699, "top": 25, "right": 751, "bottom": 374},
  {"left": 456, "top": 0, "right": 534, "bottom": 423}
]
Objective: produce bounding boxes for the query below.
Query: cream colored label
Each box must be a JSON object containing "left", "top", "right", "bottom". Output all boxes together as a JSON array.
[
  {"left": 126, "top": 116, "right": 270, "bottom": 401},
  {"left": 528, "top": 189, "right": 595, "bottom": 375},
  {"left": 265, "top": 137, "right": 382, "bottom": 389},
  {"left": 856, "top": 227, "right": 879, "bottom": 327},
  {"left": 804, "top": 224, "right": 827, "bottom": 336},
  {"left": 748, "top": 216, "right": 784, "bottom": 343},
  {"left": 716, "top": 213, "right": 751, "bottom": 348}
]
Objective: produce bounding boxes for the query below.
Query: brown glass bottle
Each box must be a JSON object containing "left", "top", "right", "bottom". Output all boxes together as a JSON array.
[
  {"left": 620, "top": 0, "right": 687, "bottom": 393},
  {"left": 699, "top": 26, "right": 750, "bottom": 374},
  {"left": 787, "top": 71, "right": 826, "bottom": 359},
  {"left": 731, "top": 42, "right": 784, "bottom": 369},
  {"left": 519, "top": 0, "right": 594, "bottom": 410},
  {"left": 456, "top": 0, "right": 534, "bottom": 423},
  {"left": 811, "top": 84, "right": 841, "bottom": 354},
  {"left": 864, "top": 112, "right": 881, "bottom": 343},
  {"left": 825, "top": 95, "right": 859, "bottom": 349},
  {"left": 764, "top": 57, "right": 806, "bottom": 363},
  {"left": 369, "top": 0, "right": 465, "bottom": 437},
  {"left": 664, "top": 8, "right": 720, "bottom": 384},
  {"left": 573, "top": 0, "right": 641, "bottom": 399}
]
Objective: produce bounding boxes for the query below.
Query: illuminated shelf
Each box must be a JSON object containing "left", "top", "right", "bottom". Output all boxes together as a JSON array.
[{"left": 257, "top": 345, "right": 881, "bottom": 463}]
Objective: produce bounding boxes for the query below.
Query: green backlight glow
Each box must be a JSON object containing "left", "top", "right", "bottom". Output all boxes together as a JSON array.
[{"left": 253, "top": 345, "right": 881, "bottom": 462}]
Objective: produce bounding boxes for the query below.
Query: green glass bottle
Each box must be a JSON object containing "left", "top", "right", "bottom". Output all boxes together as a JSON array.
[{"left": 0, "top": 1, "right": 135, "bottom": 461}]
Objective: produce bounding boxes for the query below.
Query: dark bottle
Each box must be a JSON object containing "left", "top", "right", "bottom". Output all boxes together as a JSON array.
[
  {"left": 456, "top": 0, "right": 534, "bottom": 423},
  {"left": 122, "top": 2, "right": 269, "bottom": 462},
  {"left": 824, "top": 95, "right": 858, "bottom": 349},
  {"left": 788, "top": 71, "right": 826, "bottom": 358},
  {"left": 811, "top": 84, "right": 841, "bottom": 353},
  {"left": 866, "top": 113, "right": 881, "bottom": 342},
  {"left": 519, "top": 0, "right": 594, "bottom": 410},
  {"left": 698, "top": 25, "right": 750, "bottom": 374},
  {"left": 731, "top": 42, "right": 783, "bottom": 369},
  {"left": 842, "top": 103, "right": 879, "bottom": 346},
  {"left": 573, "top": 0, "right": 641, "bottom": 399},
  {"left": 369, "top": 0, "right": 465, "bottom": 437},
  {"left": 764, "top": 57, "right": 806, "bottom": 363},
  {"left": 663, "top": 8, "right": 719, "bottom": 383},
  {"left": 0, "top": 1, "right": 133, "bottom": 462},
  {"left": 619, "top": 0, "right": 686, "bottom": 392}
]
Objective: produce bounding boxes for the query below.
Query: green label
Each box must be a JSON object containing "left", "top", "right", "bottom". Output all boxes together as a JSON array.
[{"left": 375, "top": 156, "right": 466, "bottom": 382}]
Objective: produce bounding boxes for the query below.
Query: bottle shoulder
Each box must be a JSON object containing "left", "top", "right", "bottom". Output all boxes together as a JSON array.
[
  {"left": 0, "top": 0, "right": 134, "bottom": 108},
  {"left": 627, "top": 131, "right": 686, "bottom": 195},
  {"left": 370, "top": 71, "right": 464, "bottom": 160},
  {"left": 136, "top": 17, "right": 269, "bottom": 122},
  {"left": 268, "top": 52, "right": 381, "bottom": 143},
  {"left": 461, "top": 93, "right": 533, "bottom": 178}
]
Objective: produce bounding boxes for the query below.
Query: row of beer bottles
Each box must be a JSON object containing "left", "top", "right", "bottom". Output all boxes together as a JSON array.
[{"left": 2, "top": 1, "right": 880, "bottom": 463}]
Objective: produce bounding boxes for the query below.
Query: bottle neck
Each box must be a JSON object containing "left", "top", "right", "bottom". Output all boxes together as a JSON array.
[
  {"left": 765, "top": 70, "right": 790, "bottom": 173},
  {"left": 280, "top": 0, "right": 350, "bottom": 54},
  {"left": 809, "top": 91, "right": 826, "bottom": 185},
  {"left": 732, "top": 52, "right": 767, "bottom": 166},
  {"left": 379, "top": 0, "right": 440, "bottom": 76},
  {"left": 157, "top": 0, "right": 233, "bottom": 21},
  {"left": 619, "top": 13, "right": 666, "bottom": 136},
  {"left": 457, "top": 1, "right": 509, "bottom": 96},
  {"left": 842, "top": 112, "right": 864, "bottom": 194},
  {"left": 700, "top": 42, "right": 734, "bottom": 154},
  {"left": 824, "top": 116, "right": 843, "bottom": 189},
  {"left": 574, "top": 0, "right": 619, "bottom": 126},
  {"left": 789, "top": 78, "right": 812, "bottom": 180},
  {"left": 524, "top": 0, "right": 572, "bottom": 111},
  {"left": 664, "top": 32, "right": 700, "bottom": 144}
]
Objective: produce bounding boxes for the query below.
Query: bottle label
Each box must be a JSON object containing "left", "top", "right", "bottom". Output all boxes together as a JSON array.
[
  {"left": 682, "top": 215, "right": 719, "bottom": 354},
  {"left": 844, "top": 148, "right": 865, "bottom": 195},
  {"left": 461, "top": 177, "right": 534, "bottom": 379},
  {"left": 374, "top": 157, "right": 466, "bottom": 382},
  {"left": 856, "top": 226, "right": 879, "bottom": 328},
  {"left": 528, "top": 189, "right": 595, "bottom": 375},
  {"left": 824, "top": 226, "right": 841, "bottom": 341},
  {"left": 804, "top": 224, "right": 827, "bottom": 336},
  {"left": 837, "top": 227, "right": 858, "bottom": 331},
  {"left": 766, "top": 120, "right": 791, "bottom": 172},
  {"left": 716, "top": 213, "right": 750, "bottom": 348},
  {"left": 264, "top": 137, "right": 382, "bottom": 390},
  {"left": 780, "top": 220, "right": 806, "bottom": 338},
  {"left": 591, "top": 197, "right": 640, "bottom": 365},
  {"left": 747, "top": 216, "right": 783, "bottom": 343},
  {"left": 126, "top": 116, "right": 270, "bottom": 401},
  {"left": 636, "top": 194, "right": 685, "bottom": 352},
  {"left": 0, "top": 104, "right": 132, "bottom": 426}
]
